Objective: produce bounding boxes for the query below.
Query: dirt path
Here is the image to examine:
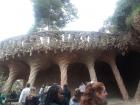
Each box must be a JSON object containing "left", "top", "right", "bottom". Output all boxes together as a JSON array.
[{"left": 108, "top": 98, "right": 140, "bottom": 105}]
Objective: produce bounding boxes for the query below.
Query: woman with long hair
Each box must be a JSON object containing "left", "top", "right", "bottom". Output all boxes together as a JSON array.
[
  {"left": 80, "top": 82, "right": 108, "bottom": 105},
  {"left": 44, "top": 84, "right": 69, "bottom": 105}
]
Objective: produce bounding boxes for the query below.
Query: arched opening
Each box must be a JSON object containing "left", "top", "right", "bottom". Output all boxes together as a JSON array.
[
  {"left": 67, "top": 63, "right": 90, "bottom": 92},
  {"left": 12, "top": 79, "right": 23, "bottom": 89},
  {"left": 95, "top": 61, "right": 122, "bottom": 98},
  {"left": 116, "top": 51, "right": 140, "bottom": 98},
  {"left": 11, "top": 79, "right": 23, "bottom": 99},
  {"left": 35, "top": 64, "right": 60, "bottom": 88}
]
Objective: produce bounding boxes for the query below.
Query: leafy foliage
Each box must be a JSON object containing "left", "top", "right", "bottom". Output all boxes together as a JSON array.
[
  {"left": 126, "top": 4, "right": 140, "bottom": 27},
  {"left": 0, "top": 73, "right": 7, "bottom": 91},
  {"left": 31, "top": 0, "right": 78, "bottom": 31},
  {"left": 104, "top": 0, "right": 140, "bottom": 33}
]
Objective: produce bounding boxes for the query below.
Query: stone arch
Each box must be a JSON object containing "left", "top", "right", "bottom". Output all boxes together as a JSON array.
[
  {"left": 34, "top": 64, "right": 60, "bottom": 88},
  {"left": 116, "top": 51, "right": 140, "bottom": 98},
  {"left": 94, "top": 60, "right": 122, "bottom": 98},
  {"left": 67, "top": 63, "right": 90, "bottom": 92}
]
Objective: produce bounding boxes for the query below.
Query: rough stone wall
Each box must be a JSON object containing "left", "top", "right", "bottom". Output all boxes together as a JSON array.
[
  {"left": 0, "top": 31, "right": 131, "bottom": 60},
  {"left": 0, "top": 31, "right": 140, "bottom": 103}
]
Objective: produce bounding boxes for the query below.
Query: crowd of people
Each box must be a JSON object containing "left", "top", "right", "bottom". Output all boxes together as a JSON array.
[{"left": 18, "top": 81, "right": 108, "bottom": 105}]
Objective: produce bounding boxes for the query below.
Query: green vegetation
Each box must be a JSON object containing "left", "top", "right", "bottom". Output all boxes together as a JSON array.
[
  {"left": 31, "top": 0, "right": 78, "bottom": 31},
  {"left": 0, "top": 73, "right": 7, "bottom": 92},
  {"left": 126, "top": 4, "right": 140, "bottom": 27},
  {"left": 103, "top": 0, "right": 140, "bottom": 33}
]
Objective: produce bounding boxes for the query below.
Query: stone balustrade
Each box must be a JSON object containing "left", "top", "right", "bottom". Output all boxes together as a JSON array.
[{"left": 0, "top": 31, "right": 130, "bottom": 60}]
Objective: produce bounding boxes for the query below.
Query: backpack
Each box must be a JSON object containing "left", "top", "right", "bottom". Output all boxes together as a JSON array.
[{"left": 39, "top": 92, "right": 47, "bottom": 105}]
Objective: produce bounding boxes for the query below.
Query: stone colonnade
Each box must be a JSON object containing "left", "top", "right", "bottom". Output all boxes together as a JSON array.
[{"left": 1, "top": 52, "right": 140, "bottom": 102}]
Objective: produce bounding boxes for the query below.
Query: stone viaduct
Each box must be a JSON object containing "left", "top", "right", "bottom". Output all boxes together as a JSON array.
[{"left": 0, "top": 31, "right": 140, "bottom": 102}]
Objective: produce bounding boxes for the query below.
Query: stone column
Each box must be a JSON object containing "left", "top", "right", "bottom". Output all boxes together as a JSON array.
[
  {"left": 3, "top": 64, "right": 18, "bottom": 93},
  {"left": 135, "top": 81, "right": 140, "bottom": 102},
  {"left": 58, "top": 60, "right": 69, "bottom": 86},
  {"left": 85, "top": 58, "right": 97, "bottom": 82},
  {"left": 3, "top": 61, "right": 29, "bottom": 93},
  {"left": 3, "top": 71, "right": 17, "bottom": 93},
  {"left": 27, "top": 63, "right": 40, "bottom": 86},
  {"left": 108, "top": 58, "right": 129, "bottom": 101}
]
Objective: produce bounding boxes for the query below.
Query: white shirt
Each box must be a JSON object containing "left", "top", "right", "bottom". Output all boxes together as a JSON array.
[
  {"left": 79, "top": 84, "right": 85, "bottom": 93},
  {"left": 18, "top": 87, "right": 30, "bottom": 103}
]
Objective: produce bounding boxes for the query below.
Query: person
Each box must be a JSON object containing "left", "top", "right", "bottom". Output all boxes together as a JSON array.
[
  {"left": 44, "top": 84, "right": 69, "bottom": 105},
  {"left": 39, "top": 84, "right": 45, "bottom": 95},
  {"left": 80, "top": 82, "right": 108, "bottom": 105},
  {"left": 39, "top": 84, "right": 45, "bottom": 104},
  {"left": 25, "top": 87, "right": 39, "bottom": 105},
  {"left": 0, "top": 93, "right": 6, "bottom": 105},
  {"left": 63, "top": 84, "right": 71, "bottom": 102},
  {"left": 39, "top": 85, "right": 50, "bottom": 105},
  {"left": 10, "top": 90, "right": 17, "bottom": 100},
  {"left": 79, "top": 82, "right": 86, "bottom": 94},
  {"left": 69, "top": 88, "right": 81, "bottom": 105},
  {"left": 18, "top": 83, "right": 30, "bottom": 105}
]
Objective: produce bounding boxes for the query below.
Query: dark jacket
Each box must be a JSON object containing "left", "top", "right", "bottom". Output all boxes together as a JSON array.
[
  {"left": 63, "top": 89, "right": 71, "bottom": 102},
  {"left": 45, "top": 97, "right": 69, "bottom": 105},
  {"left": 25, "top": 96, "right": 39, "bottom": 105}
]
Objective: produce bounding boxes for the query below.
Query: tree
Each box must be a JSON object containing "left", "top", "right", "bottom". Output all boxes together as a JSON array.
[
  {"left": 0, "top": 73, "right": 7, "bottom": 92},
  {"left": 99, "top": 18, "right": 118, "bottom": 33},
  {"left": 103, "top": 0, "right": 140, "bottom": 33},
  {"left": 31, "top": 0, "right": 78, "bottom": 31}
]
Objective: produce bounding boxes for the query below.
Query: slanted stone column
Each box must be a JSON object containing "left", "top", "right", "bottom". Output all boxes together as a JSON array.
[
  {"left": 58, "top": 60, "right": 69, "bottom": 86},
  {"left": 3, "top": 64, "right": 18, "bottom": 93},
  {"left": 85, "top": 57, "right": 97, "bottom": 82},
  {"left": 27, "top": 63, "right": 41, "bottom": 86},
  {"left": 3, "top": 61, "right": 29, "bottom": 93},
  {"left": 107, "top": 57, "right": 129, "bottom": 101},
  {"left": 135, "top": 81, "right": 140, "bottom": 102}
]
